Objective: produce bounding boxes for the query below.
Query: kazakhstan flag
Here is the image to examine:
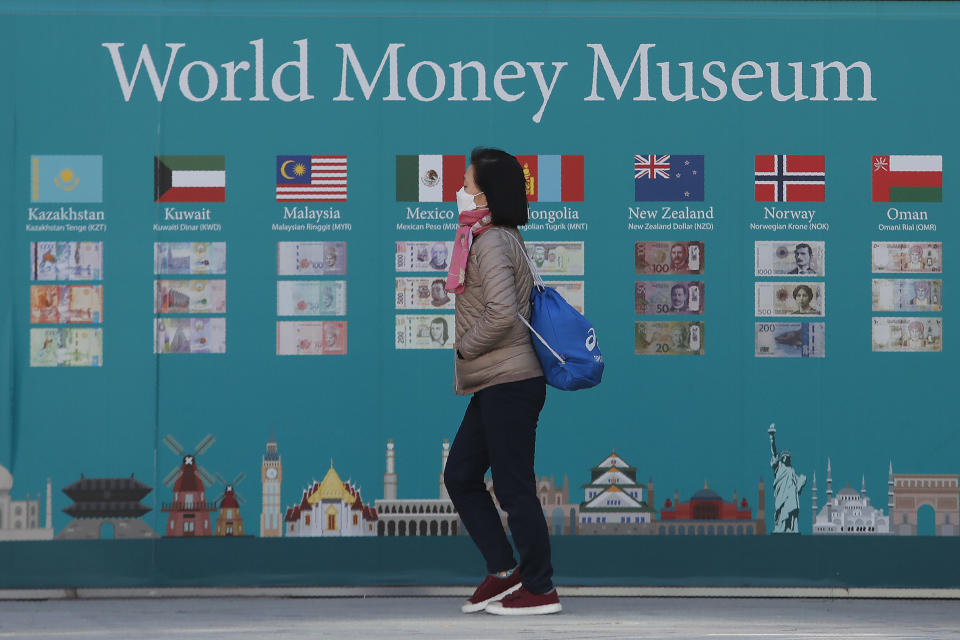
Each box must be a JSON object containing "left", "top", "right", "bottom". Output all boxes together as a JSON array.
[{"left": 31, "top": 155, "right": 102, "bottom": 203}]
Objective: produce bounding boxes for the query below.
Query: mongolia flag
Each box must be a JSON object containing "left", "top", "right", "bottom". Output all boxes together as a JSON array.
[
  {"left": 514, "top": 155, "right": 584, "bottom": 202},
  {"left": 276, "top": 155, "right": 347, "bottom": 202},
  {"left": 30, "top": 155, "right": 102, "bottom": 203},
  {"left": 395, "top": 155, "right": 465, "bottom": 202},
  {"left": 755, "top": 155, "right": 825, "bottom": 202},
  {"left": 154, "top": 156, "right": 225, "bottom": 202},
  {"left": 872, "top": 155, "right": 942, "bottom": 202},
  {"left": 634, "top": 154, "right": 704, "bottom": 201}
]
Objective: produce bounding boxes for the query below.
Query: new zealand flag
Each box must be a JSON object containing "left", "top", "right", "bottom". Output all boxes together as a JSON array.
[{"left": 634, "top": 154, "right": 705, "bottom": 201}]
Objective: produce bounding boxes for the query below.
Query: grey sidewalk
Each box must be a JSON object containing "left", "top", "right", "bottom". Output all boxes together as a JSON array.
[{"left": 1, "top": 597, "right": 960, "bottom": 640}]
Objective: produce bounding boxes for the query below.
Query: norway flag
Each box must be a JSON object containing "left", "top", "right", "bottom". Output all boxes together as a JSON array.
[{"left": 755, "top": 155, "right": 825, "bottom": 202}]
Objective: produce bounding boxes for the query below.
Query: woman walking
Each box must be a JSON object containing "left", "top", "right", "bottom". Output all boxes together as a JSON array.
[{"left": 442, "top": 147, "right": 561, "bottom": 615}]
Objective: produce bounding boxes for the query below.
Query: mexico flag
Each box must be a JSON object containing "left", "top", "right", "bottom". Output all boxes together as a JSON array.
[
  {"left": 155, "top": 156, "right": 225, "bottom": 202},
  {"left": 872, "top": 155, "right": 942, "bottom": 202},
  {"left": 514, "top": 155, "right": 585, "bottom": 202},
  {"left": 395, "top": 155, "right": 465, "bottom": 202}
]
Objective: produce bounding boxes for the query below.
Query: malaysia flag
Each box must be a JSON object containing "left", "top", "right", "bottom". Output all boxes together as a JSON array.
[
  {"left": 276, "top": 155, "right": 347, "bottom": 202},
  {"left": 755, "top": 155, "right": 825, "bottom": 202}
]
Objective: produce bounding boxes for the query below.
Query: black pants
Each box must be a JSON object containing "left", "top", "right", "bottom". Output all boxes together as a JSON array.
[{"left": 443, "top": 376, "right": 553, "bottom": 594}]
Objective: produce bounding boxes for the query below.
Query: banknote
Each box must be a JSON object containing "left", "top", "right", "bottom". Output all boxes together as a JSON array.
[
  {"left": 396, "top": 277, "right": 455, "bottom": 310},
  {"left": 754, "top": 322, "right": 826, "bottom": 358},
  {"left": 871, "top": 242, "right": 941, "bottom": 273},
  {"left": 154, "top": 242, "right": 226, "bottom": 275},
  {"left": 524, "top": 242, "right": 585, "bottom": 276},
  {"left": 155, "top": 280, "right": 226, "bottom": 314},
  {"left": 276, "top": 321, "right": 348, "bottom": 355},
  {"left": 754, "top": 241, "right": 825, "bottom": 276},
  {"left": 30, "top": 328, "right": 102, "bottom": 367},
  {"left": 634, "top": 321, "right": 704, "bottom": 355},
  {"left": 549, "top": 281, "right": 586, "bottom": 313},
  {"left": 635, "top": 241, "right": 704, "bottom": 274},
  {"left": 30, "top": 285, "right": 103, "bottom": 324},
  {"left": 30, "top": 242, "right": 102, "bottom": 281},
  {"left": 154, "top": 318, "right": 226, "bottom": 354},
  {"left": 872, "top": 279, "right": 942, "bottom": 312},
  {"left": 755, "top": 282, "right": 825, "bottom": 317},
  {"left": 277, "top": 281, "right": 347, "bottom": 316},
  {"left": 395, "top": 241, "right": 455, "bottom": 272},
  {"left": 277, "top": 242, "right": 347, "bottom": 275},
  {"left": 396, "top": 315, "right": 455, "bottom": 349},
  {"left": 872, "top": 317, "right": 942, "bottom": 352},
  {"left": 634, "top": 281, "right": 704, "bottom": 315}
]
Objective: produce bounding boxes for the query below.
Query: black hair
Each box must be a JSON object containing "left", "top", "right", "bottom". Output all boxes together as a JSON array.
[
  {"left": 430, "top": 316, "right": 449, "bottom": 343},
  {"left": 792, "top": 285, "right": 814, "bottom": 300},
  {"left": 469, "top": 147, "right": 529, "bottom": 227},
  {"left": 794, "top": 243, "right": 812, "bottom": 255}
]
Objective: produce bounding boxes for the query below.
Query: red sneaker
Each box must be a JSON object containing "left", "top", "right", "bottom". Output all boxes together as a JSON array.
[
  {"left": 485, "top": 586, "right": 562, "bottom": 615},
  {"left": 461, "top": 571, "right": 523, "bottom": 613}
]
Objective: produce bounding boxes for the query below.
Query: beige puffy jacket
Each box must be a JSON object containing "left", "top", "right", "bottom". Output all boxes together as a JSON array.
[{"left": 454, "top": 226, "right": 543, "bottom": 395}]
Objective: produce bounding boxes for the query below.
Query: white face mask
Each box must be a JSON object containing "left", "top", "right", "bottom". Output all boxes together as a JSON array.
[{"left": 456, "top": 187, "right": 483, "bottom": 214}]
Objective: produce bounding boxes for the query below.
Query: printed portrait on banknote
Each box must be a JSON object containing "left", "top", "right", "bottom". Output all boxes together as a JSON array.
[{"left": 635, "top": 241, "right": 704, "bottom": 274}]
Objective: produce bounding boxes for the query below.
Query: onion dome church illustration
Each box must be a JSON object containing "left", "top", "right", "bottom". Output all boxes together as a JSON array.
[{"left": 284, "top": 461, "right": 378, "bottom": 537}]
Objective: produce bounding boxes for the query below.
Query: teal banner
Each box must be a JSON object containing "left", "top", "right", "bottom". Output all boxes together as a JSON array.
[{"left": 1, "top": 1, "right": 958, "bottom": 587}]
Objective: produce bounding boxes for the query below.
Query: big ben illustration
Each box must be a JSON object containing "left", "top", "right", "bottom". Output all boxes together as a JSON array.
[{"left": 260, "top": 435, "right": 282, "bottom": 537}]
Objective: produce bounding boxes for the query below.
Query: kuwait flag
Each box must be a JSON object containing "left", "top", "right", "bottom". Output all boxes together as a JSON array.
[
  {"left": 514, "top": 155, "right": 584, "bottom": 202},
  {"left": 872, "top": 155, "right": 942, "bottom": 202},
  {"left": 395, "top": 155, "right": 465, "bottom": 202},
  {"left": 154, "top": 156, "right": 225, "bottom": 202},
  {"left": 276, "top": 155, "right": 347, "bottom": 202}
]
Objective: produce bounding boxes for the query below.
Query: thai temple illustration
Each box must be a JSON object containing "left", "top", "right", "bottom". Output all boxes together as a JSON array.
[
  {"left": 374, "top": 439, "right": 460, "bottom": 536},
  {"left": 161, "top": 434, "right": 219, "bottom": 537},
  {"left": 284, "top": 461, "right": 378, "bottom": 537},
  {"left": 577, "top": 450, "right": 656, "bottom": 534},
  {"left": 0, "top": 463, "right": 53, "bottom": 541},
  {"left": 260, "top": 435, "right": 283, "bottom": 537},
  {"left": 811, "top": 459, "right": 891, "bottom": 535},
  {"left": 57, "top": 474, "right": 157, "bottom": 539},
  {"left": 214, "top": 473, "right": 248, "bottom": 537},
  {"left": 659, "top": 481, "right": 764, "bottom": 536}
]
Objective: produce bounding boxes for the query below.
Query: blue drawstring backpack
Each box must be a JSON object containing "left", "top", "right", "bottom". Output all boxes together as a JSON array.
[{"left": 502, "top": 231, "right": 604, "bottom": 390}]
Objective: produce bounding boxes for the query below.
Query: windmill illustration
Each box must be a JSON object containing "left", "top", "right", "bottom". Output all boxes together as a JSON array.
[
  {"left": 213, "top": 472, "right": 248, "bottom": 537},
  {"left": 160, "top": 434, "right": 218, "bottom": 537}
]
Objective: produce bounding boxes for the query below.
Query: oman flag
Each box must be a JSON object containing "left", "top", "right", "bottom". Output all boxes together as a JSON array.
[
  {"left": 514, "top": 155, "right": 584, "bottom": 202},
  {"left": 154, "top": 156, "right": 225, "bottom": 202},
  {"left": 872, "top": 155, "right": 942, "bottom": 202},
  {"left": 395, "top": 155, "right": 465, "bottom": 202}
]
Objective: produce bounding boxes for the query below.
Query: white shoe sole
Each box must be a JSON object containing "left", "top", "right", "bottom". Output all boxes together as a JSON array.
[
  {"left": 484, "top": 601, "right": 562, "bottom": 616},
  {"left": 460, "top": 582, "right": 523, "bottom": 613}
]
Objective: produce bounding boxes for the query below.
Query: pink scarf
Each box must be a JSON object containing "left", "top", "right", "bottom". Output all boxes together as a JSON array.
[{"left": 445, "top": 208, "right": 493, "bottom": 293}]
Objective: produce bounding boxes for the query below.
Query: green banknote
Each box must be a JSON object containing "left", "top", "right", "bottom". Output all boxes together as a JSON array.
[
  {"left": 634, "top": 321, "right": 704, "bottom": 355},
  {"left": 30, "top": 328, "right": 103, "bottom": 367}
]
